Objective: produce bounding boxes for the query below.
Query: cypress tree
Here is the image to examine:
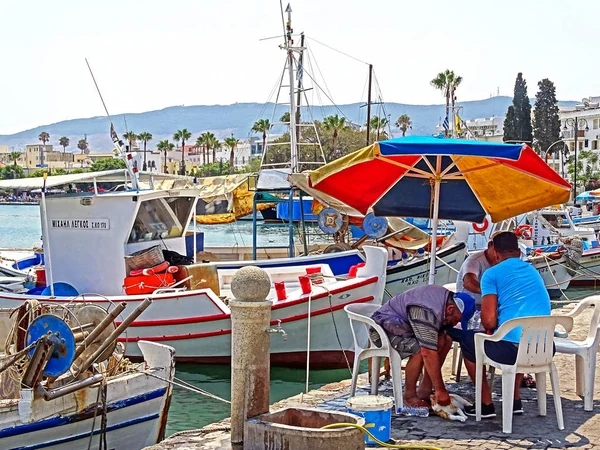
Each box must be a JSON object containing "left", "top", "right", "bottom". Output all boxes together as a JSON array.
[
  {"left": 503, "top": 73, "right": 533, "bottom": 143},
  {"left": 533, "top": 78, "right": 561, "bottom": 156},
  {"left": 503, "top": 106, "right": 516, "bottom": 142}
]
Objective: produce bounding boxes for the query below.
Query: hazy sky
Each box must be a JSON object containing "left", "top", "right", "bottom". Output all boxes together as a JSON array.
[{"left": 1, "top": 0, "right": 598, "bottom": 135}]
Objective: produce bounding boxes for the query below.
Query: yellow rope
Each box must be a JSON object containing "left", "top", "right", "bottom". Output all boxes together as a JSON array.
[{"left": 320, "top": 423, "right": 442, "bottom": 450}]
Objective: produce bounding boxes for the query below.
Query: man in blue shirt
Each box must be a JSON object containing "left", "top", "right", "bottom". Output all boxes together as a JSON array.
[{"left": 459, "top": 231, "right": 551, "bottom": 418}]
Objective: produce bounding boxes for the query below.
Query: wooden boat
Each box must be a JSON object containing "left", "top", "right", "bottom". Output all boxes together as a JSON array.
[{"left": 0, "top": 301, "right": 175, "bottom": 450}]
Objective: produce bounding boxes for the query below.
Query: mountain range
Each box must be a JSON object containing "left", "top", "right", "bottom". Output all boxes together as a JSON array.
[{"left": 0, "top": 96, "right": 577, "bottom": 153}]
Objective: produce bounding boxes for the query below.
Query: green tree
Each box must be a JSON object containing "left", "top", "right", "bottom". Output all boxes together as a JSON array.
[
  {"left": 368, "top": 116, "right": 389, "bottom": 141},
  {"left": 198, "top": 132, "right": 217, "bottom": 165},
  {"left": 280, "top": 112, "right": 290, "bottom": 125},
  {"left": 157, "top": 139, "right": 174, "bottom": 173},
  {"left": 395, "top": 114, "right": 412, "bottom": 137},
  {"left": 503, "top": 72, "right": 533, "bottom": 143},
  {"left": 58, "top": 136, "right": 70, "bottom": 153},
  {"left": 252, "top": 119, "right": 271, "bottom": 157},
  {"left": 137, "top": 132, "right": 153, "bottom": 170},
  {"left": 122, "top": 131, "right": 138, "bottom": 150},
  {"left": 322, "top": 115, "right": 347, "bottom": 160},
  {"left": 224, "top": 137, "right": 238, "bottom": 174},
  {"left": 8, "top": 151, "right": 21, "bottom": 166},
  {"left": 89, "top": 158, "right": 126, "bottom": 172},
  {"left": 77, "top": 138, "right": 89, "bottom": 154},
  {"left": 431, "top": 70, "right": 461, "bottom": 137},
  {"left": 38, "top": 131, "right": 50, "bottom": 146},
  {"left": 243, "top": 157, "right": 262, "bottom": 173},
  {"left": 173, "top": 129, "right": 192, "bottom": 175},
  {"left": 210, "top": 136, "right": 221, "bottom": 163},
  {"left": 0, "top": 165, "right": 25, "bottom": 179},
  {"left": 533, "top": 78, "right": 561, "bottom": 156}
]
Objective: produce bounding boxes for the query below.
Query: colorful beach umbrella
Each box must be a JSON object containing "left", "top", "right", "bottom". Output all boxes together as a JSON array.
[
  {"left": 576, "top": 191, "right": 600, "bottom": 202},
  {"left": 307, "top": 136, "right": 571, "bottom": 283}
]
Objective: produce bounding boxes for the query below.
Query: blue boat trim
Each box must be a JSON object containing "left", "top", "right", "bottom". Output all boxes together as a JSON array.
[
  {"left": 222, "top": 253, "right": 364, "bottom": 275},
  {"left": 14, "top": 413, "right": 160, "bottom": 450},
  {"left": 0, "top": 387, "right": 167, "bottom": 439}
]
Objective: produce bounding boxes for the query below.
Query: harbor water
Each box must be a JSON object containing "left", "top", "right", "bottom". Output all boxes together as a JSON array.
[{"left": 1, "top": 203, "right": 597, "bottom": 435}]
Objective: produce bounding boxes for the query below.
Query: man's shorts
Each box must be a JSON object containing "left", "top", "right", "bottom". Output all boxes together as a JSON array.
[
  {"left": 369, "top": 327, "right": 420, "bottom": 359},
  {"left": 460, "top": 330, "right": 518, "bottom": 365}
]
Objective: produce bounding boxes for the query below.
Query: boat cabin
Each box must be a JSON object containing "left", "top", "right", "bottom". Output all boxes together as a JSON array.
[
  {"left": 43, "top": 189, "right": 197, "bottom": 295},
  {"left": 527, "top": 209, "right": 598, "bottom": 248}
]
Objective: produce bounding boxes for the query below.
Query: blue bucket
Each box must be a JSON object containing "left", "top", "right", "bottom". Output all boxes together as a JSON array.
[{"left": 347, "top": 395, "right": 393, "bottom": 445}]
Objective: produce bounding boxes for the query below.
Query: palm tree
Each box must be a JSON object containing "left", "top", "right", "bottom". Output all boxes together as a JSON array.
[
  {"left": 198, "top": 132, "right": 217, "bottom": 165},
  {"left": 280, "top": 112, "right": 290, "bottom": 129},
  {"left": 369, "top": 116, "right": 389, "bottom": 141},
  {"left": 194, "top": 136, "right": 206, "bottom": 165},
  {"left": 224, "top": 137, "right": 238, "bottom": 174},
  {"left": 252, "top": 119, "right": 271, "bottom": 156},
  {"left": 58, "top": 136, "right": 70, "bottom": 153},
  {"left": 431, "top": 69, "right": 462, "bottom": 137},
  {"left": 8, "top": 151, "right": 21, "bottom": 167},
  {"left": 122, "top": 131, "right": 138, "bottom": 151},
  {"left": 157, "top": 139, "right": 174, "bottom": 173},
  {"left": 173, "top": 129, "right": 192, "bottom": 175},
  {"left": 211, "top": 137, "right": 221, "bottom": 163},
  {"left": 395, "top": 114, "right": 412, "bottom": 137},
  {"left": 77, "top": 138, "right": 89, "bottom": 155},
  {"left": 322, "top": 115, "right": 347, "bottom": 160},
  {"left": 38, "top": 131, "right": 50, "bottom": 146},
  {"left": 137, "top": 132, "right": 153, "bottom": 170},
  {"left": 38, "top": 131, "right": 50, "bottom": 167}
]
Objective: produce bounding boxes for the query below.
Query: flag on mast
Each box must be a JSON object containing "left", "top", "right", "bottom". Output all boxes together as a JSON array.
[
  {"left": 110, "top": 123, "right": 119, "bottom": 143},
  {"left": 442, "top": 115, "right": 449, "bottom": 132}
]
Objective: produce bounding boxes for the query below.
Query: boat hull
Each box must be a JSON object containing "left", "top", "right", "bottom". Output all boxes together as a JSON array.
[
  {"left": 384, "top": 243, "right": 467, "bottom": 299},
  {"left": 0, "top": 248, "right": 389, "bottom": 369},
  {"left": 0, "top": 341, "right": 174, "bottom": 450}
]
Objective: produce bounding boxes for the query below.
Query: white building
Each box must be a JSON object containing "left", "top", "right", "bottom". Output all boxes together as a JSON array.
[
  {"left": 435, "top": 116, "right": 504, "bottom": 142},
  {"left": 546, "top": 97, "right": 600, "bottom": 180}
]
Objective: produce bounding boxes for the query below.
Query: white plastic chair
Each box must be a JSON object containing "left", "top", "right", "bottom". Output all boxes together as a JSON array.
[
  {"left": 344, "top": 303, "right": 403, "bottom": 411},
  {"left": 475, "top": 315, "right": 574, "bottom": 434},
  {"left": 555, "top": 295, "right": 600, "bottom": 411}
]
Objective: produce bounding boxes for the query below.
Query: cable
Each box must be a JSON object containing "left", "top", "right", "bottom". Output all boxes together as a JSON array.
[
  {"left": 307, "top": 37, "right": 370, "bottom": 66},
  {"left": 320, "top": 423, "right": 442, "bottom": 450}
]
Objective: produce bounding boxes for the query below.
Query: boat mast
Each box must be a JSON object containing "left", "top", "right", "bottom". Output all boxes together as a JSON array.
[
  {"left": 366, "top": 64, "right": 373, "bottom": 146},
  {"left": 295, "top": 32, "right": 305, "bottom": 148},
  {"left": 285, "top": 4, "right": 298, "bottom": 172}
]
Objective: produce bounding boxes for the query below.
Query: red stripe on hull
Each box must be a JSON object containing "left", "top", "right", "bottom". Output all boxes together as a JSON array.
[
  {"left": 128, "top": 350, "right": 356, "bottom": 370},
  {"left": 118, "top": 295, "right": 374, "bottom": 342},
  {"left": 567, "top": 279, "right": 600, "bottom": 287}
]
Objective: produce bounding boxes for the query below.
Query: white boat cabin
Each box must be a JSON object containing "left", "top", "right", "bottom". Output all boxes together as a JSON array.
[
  {"left": 527, "top": 209, "right": 598, "bottom": 248},
  {"left": 43, "top": 189, "right": 196, "bottom": 295}
]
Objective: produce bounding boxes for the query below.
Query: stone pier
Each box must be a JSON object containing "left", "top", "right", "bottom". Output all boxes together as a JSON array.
[{"left": 146, "top": 302, "right": 600, "bottom": 450}]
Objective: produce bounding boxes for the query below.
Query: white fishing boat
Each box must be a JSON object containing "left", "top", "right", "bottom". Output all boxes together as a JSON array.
[{"left": 0, "top": 301, "right": 175, "bottom": 450}]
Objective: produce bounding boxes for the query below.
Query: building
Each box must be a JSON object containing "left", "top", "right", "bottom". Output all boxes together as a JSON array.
[
  {"left": 544, "top": 97, "right": 600, "bottom": 180},
  {"left": 25, "top": 144, "right": 53, "bottom": 169},
  {"left": 435, "top": 116, "right": 504, "bottom": 142}
]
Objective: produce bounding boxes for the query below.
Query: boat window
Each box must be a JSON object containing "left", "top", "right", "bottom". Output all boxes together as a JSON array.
[
  {"left": 541, "top": 213, "right": 570, "bottom": 229},
  {"left": 128, "top": 197, "right": 195, "bottom": 243}
]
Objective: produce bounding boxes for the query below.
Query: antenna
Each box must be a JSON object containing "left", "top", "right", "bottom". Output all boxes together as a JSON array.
[
  {"left": 85, "top": 58, "right": 113, "bottom": 124},
  {"left": 84, "top": 58, "right": 139, "bottom": 191}
]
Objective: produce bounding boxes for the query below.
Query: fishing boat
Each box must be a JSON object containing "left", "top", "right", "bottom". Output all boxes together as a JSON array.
[
  {"left": 0, "top": 170, "right": 390, "bottom": 368},
  {"left": 0, "top": 300, "right": 175, "bottom": 450}
]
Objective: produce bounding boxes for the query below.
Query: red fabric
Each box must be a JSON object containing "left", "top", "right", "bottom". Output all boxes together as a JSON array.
[{"left": 313, "top": 155, "right": 419, "bottom": 214}]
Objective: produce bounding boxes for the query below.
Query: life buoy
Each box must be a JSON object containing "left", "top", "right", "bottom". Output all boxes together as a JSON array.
[
  {"left": 472, "top": 218, "right": 489, "bottom": 233},
  {"left": 129, "top": 261, "right": 170, "bottom": 277},
  {"left": 515, "top": 224, "right": 534, "bottom": 240}
]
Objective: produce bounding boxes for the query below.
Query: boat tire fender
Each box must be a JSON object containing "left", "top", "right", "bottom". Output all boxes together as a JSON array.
[{"left": 323, "top": 243, "right": 353, "bottom": 253}]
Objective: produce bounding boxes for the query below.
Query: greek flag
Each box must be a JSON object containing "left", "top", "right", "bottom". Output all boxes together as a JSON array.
[{"left": 442, "top": 115, "right": 449, "bottom": 131}]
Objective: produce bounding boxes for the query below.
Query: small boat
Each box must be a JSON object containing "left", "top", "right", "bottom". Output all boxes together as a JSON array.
[{"left": 0, "top": 300, "right": 175, "bottom": 450}]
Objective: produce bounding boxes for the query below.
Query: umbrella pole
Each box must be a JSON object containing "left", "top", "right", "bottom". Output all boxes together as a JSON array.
[{"left": 428, "top": 176, "right": 441, "bottom": 285}]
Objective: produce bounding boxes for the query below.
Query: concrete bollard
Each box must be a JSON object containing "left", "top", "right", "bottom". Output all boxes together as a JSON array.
[{"left": 230, "top": 266, "right": 272, "bottom": 446}]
